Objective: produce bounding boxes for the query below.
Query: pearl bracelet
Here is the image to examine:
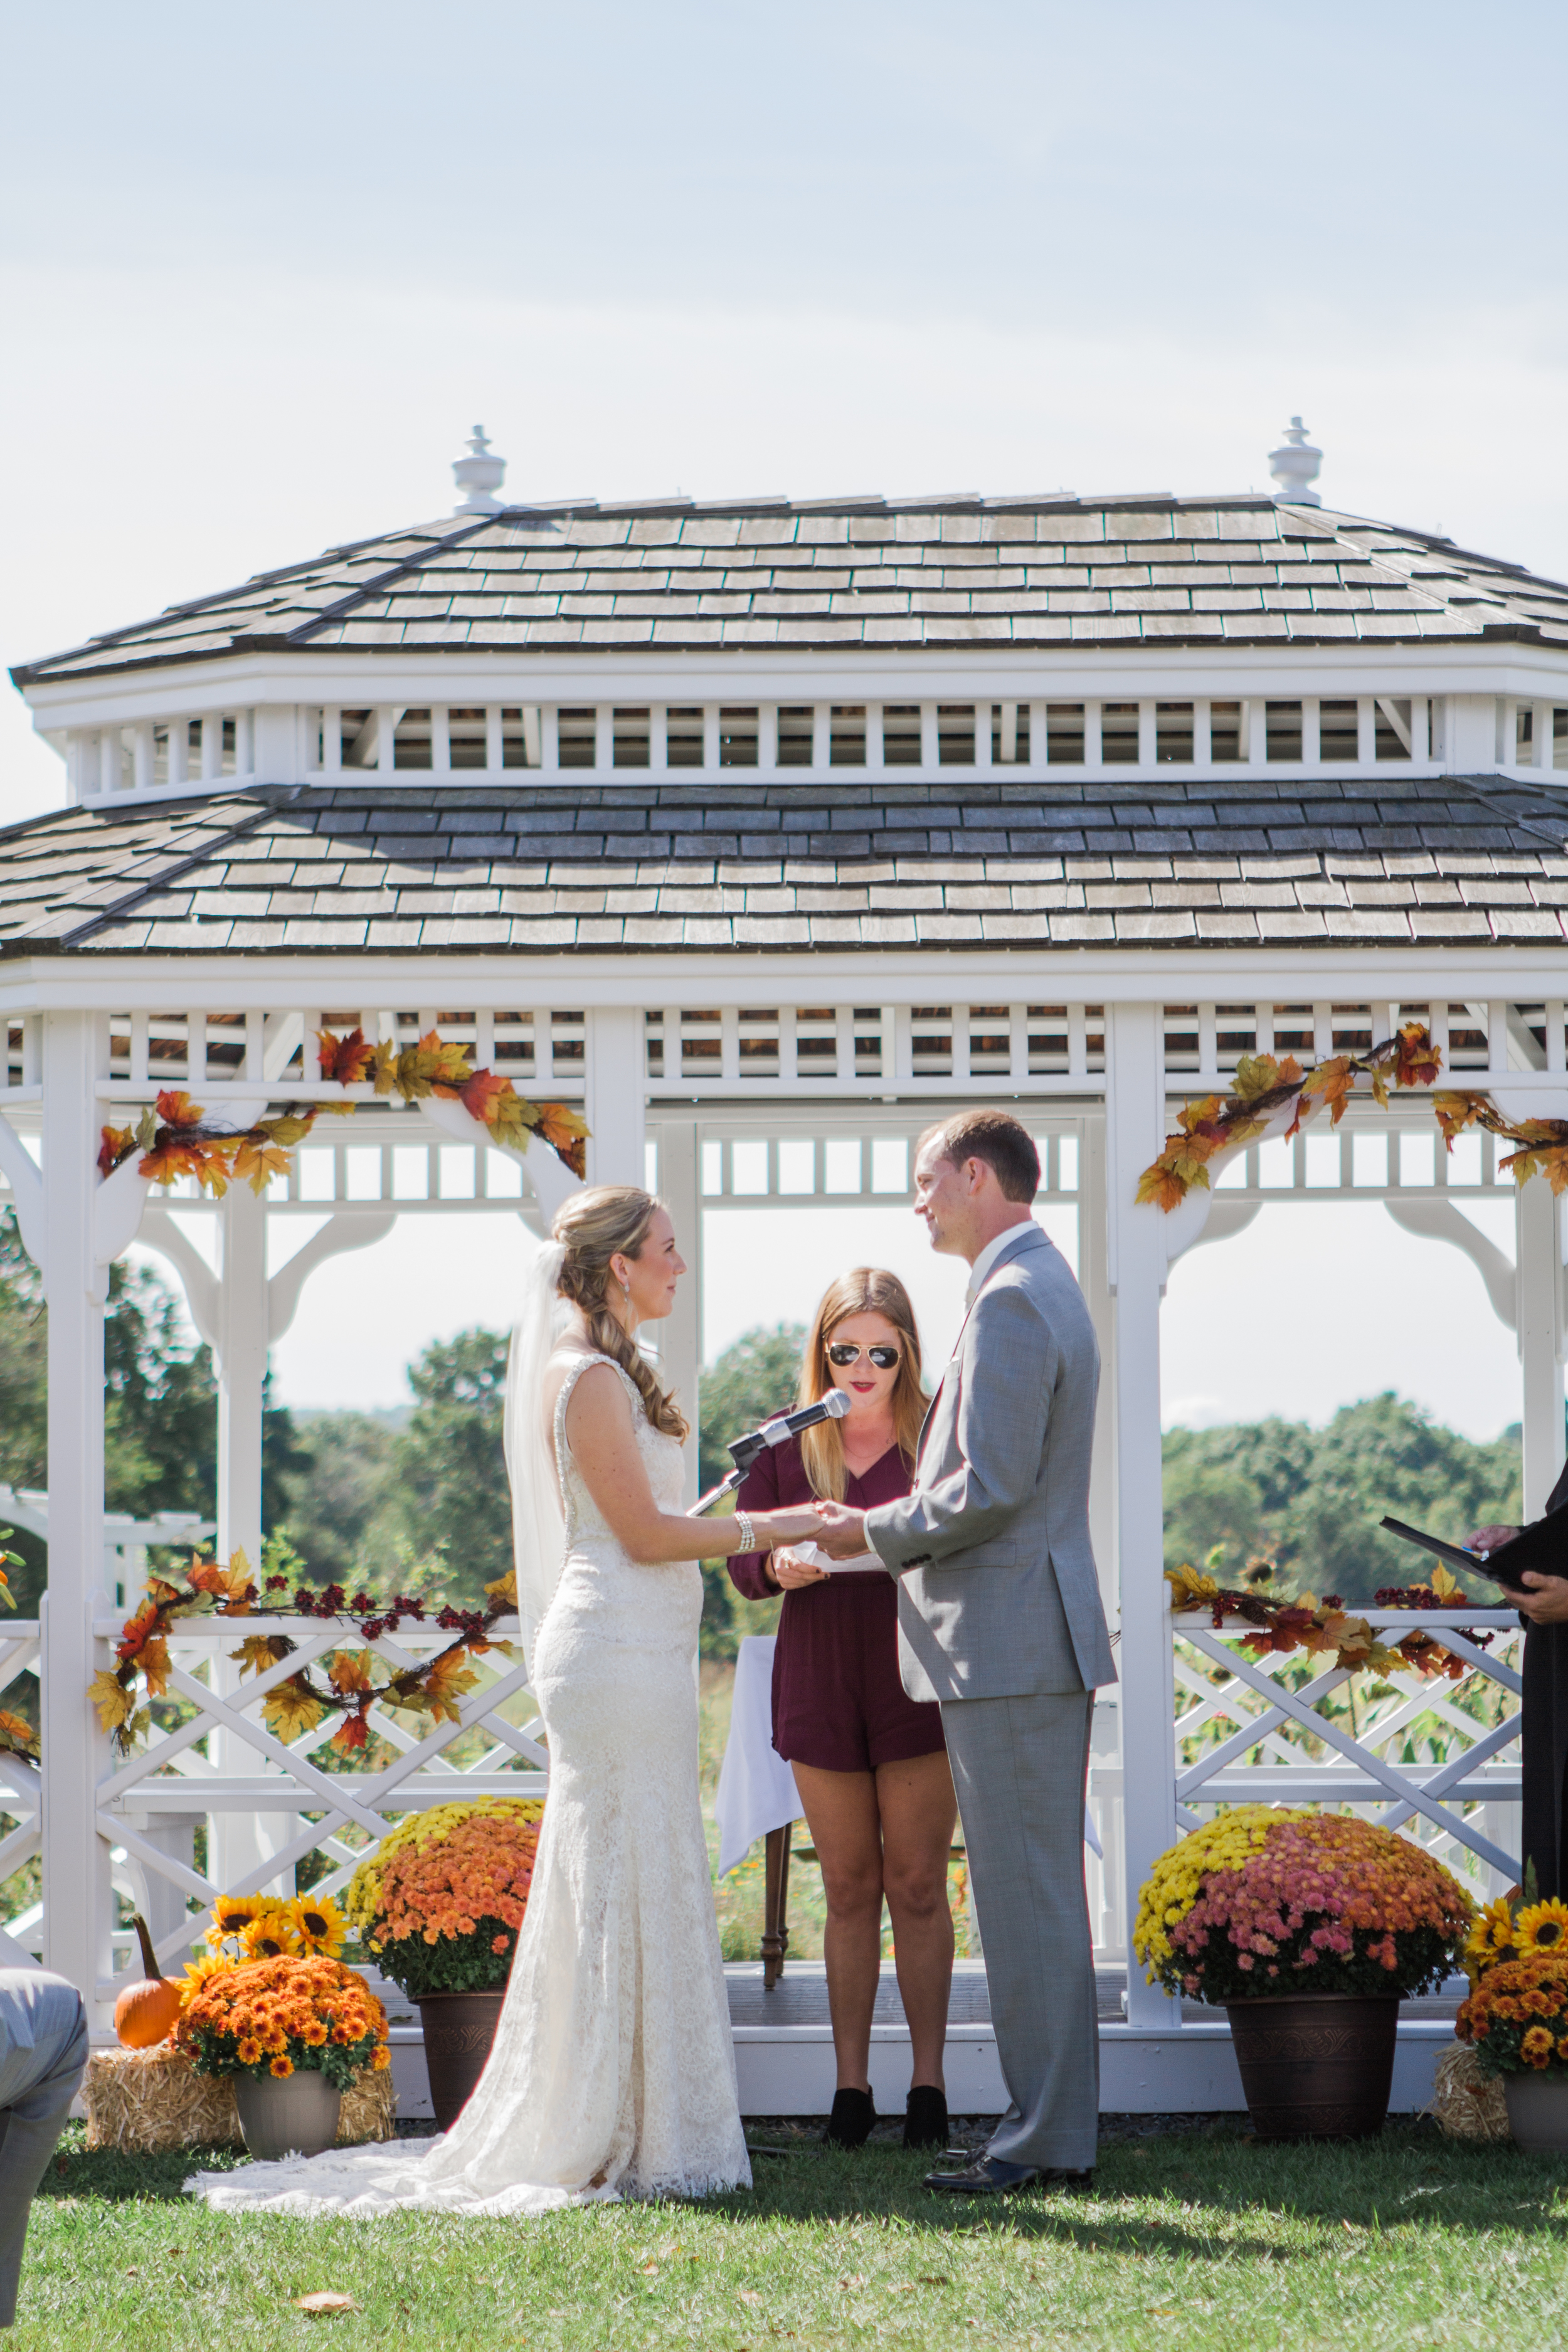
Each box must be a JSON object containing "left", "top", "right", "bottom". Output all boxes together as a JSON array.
[{"left": 733, "top": 1511, "right": 756, "bottom": 1554}]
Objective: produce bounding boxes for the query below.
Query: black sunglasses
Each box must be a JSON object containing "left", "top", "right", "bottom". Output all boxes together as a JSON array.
[{"left": 827, "top": 1343, "right": 901, "bottom": 1369}]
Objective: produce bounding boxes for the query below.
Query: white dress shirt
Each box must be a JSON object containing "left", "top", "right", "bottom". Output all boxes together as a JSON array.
[{"left": 963, "top": 1220, "right": 1035, "bottom": 1307}]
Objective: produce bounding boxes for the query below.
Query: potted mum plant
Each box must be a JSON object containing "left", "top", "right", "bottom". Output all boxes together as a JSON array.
[
  {"left": 177, "top": 1952, "right": 390, "bottom": 2159},
  {"left": 346, "top": 1796, "right": 543, "bottom": 2129},
  {"left": 1456, "top": 1890, "right": 1568, "bottom": 2151},
  {"left": 1135, "top": 1806, "right": 1472, "bottom": 2138}
]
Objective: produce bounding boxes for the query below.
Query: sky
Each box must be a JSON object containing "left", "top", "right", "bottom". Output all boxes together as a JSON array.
[{"left": 5, "top": 0, "right": 1557, "bottom": 1437}]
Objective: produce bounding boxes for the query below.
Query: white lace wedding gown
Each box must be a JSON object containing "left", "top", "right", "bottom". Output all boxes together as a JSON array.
[{"left": 188, "top": 1351, "right": 750, "bottom": 2216}]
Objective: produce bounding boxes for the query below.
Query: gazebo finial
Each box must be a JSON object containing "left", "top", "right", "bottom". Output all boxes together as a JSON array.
[
  {"left": 1268, "top": 415, "right": 1322, "bottom": 507},
  {"left": 452, "top": 425, "right": 507, "bottom": 516}
]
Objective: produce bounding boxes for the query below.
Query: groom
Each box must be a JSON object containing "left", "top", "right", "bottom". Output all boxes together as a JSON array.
[{"left": 815, "top": 1109, "right": 1113, "bottom": 2193}]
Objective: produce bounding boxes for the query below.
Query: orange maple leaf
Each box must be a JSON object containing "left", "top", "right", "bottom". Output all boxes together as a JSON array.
[
  {"left": 154, "top": 1089, "right": 204, "bottom": 1130},
  {"left": 1393, "top": 1023, "right": 1442, "bottom": 1089},
  {"left": 329, "top": 1704, "right": 371, "bottom": 1755},
  {"left": 534, "top": 1101, "right": 590, "bottom": 1178},
  {"left": 1301, "top": 1057, "right": 1355, "bottom": 1124},
  {"left": 1435, "top": 1091, "right": 1486, "bottom": 1148},
  {"left": 98, "top": 1124, "right": 136, "bottom": 1179},
  {"left": 115, "top": 1599, "right": 164, "bottom": 1666},
  {"left": 231, "top": 1138, "right": 291, "bottom": 1195},
  {"left": 327, "top": 1648, "right": 375, "bottom": 1698},
  {"left": 459, "top": 1067, "right": 513, "bottom": 1129},
  {"left": 316, "top": 1025, "right": 376, "bottom": 1086}
]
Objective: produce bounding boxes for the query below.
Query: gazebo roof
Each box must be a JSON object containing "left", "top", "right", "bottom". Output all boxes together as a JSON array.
[
  {"left": 14, "top": 492, "right": 1568, "bottom": 686},
  {"left": 1, "top": 770, "right": 1563, "bottom": 958}
]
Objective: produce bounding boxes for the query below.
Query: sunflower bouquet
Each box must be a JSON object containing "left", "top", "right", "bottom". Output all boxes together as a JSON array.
[
  {"left": 344, "top": 1798, "right": 544, "bottom": 1998},
  {"left": 176, "top": 1953, "right": 389, "bottom": 2090},
  {"left": 1134, "top": 1807, "right": 1473, "bottom": 2003},
  {"left": 1462, "top": 1891, "right": 1568, "bottom": 1984}
]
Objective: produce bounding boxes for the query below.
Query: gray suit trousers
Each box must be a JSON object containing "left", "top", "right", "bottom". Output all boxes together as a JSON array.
[
  {"left": 940, "top": 1692, "right": 1097, "bottom": 2172},
  {"left": 0, "top": 1969, "right": 88, "bottom": 2328}
]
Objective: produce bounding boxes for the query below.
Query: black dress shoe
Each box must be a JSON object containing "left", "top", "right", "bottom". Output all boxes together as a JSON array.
[
  {"left": 903, "top": 2085, "right": 950, "bottom": 2150},
  {"left": 924, "top": 2154, "right": 1094, "bottom": 2196},
  {"left": 824, "top": 2087, "right": 876, "bottom": 2148}
]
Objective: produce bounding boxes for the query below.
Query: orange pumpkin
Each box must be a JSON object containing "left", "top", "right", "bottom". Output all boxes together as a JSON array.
[{"left": 114, "top": 1912, "right": 183, "bottom": 2048}]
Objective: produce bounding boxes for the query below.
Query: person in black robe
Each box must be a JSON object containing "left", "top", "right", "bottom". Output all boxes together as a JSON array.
[{"left": 1471, "top": 1462, "right": 1568, "bottom": 1899}]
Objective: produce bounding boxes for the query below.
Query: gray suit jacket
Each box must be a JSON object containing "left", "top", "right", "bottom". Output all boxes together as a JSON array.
[{"left": 864, "top": 1223, "right": 1115, "bottom": 1704}]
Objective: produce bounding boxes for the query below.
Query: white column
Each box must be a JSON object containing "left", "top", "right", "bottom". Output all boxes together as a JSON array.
[
  {"left": 40, "top": 1011, "right": 114, "bottom": 2013},
  {"left": 702, "top": 706, "right": 721, "bottom": 771},
  {"left": 1137, "top": 702, "right": 1156, "bottom": 768},
  {"left": 1357, "top": 697, "right": 1377, "bottom": 765},
  {"left": 1300, "top": 697, "right": 1320, "bottom": 766},
  {"left": 920, "top": 703, "right": 938, "bottom": 768},
  {"left": 1083, "top": 702, "right": 1103, "bottom": 768},
  {"left": 655, "top": 1118, "right": 703, "bottom": 1507},
  {"left": 209, "top": 1184, "right": 293, "bottom": 1899},
  {"left": 585, "top": 1008, "right": 647, "bottom": 1190},
  {"left": 1248, "top": 698, "right": 1268, "bottom": 768},
  {"left": 1518, "top": 1177, "right": 1565, "bottom": 1518},
  {"left": 1192, "top": 699, "right": 1212, "bottom": 765},
  {"left": 1103, "top": 1002, "right": 1176, "bottom": 2027}
]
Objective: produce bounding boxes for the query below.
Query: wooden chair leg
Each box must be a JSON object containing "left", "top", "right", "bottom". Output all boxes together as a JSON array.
[{"left": 761, "top": 1821, "right": 792, "bottom": 1989}]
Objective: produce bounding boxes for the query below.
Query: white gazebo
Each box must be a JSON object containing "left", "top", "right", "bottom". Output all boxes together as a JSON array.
[{"left": 3, "top": 421, "right": 1565, "bottom": 2109}]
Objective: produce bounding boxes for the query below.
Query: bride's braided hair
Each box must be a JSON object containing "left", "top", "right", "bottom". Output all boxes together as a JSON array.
[{"left": 552, "top": 1186, "right": 689, "bottom": 1441}]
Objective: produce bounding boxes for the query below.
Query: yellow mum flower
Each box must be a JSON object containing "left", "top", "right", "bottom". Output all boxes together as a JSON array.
[{"left": 1516, "top": 1900, "right": 1568, "bottom": 1957}]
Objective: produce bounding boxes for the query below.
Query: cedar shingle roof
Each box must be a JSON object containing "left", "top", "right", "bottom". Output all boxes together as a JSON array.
[
  {"left": 13, "top": 495, "right": 1568, "bottom": 682},
  {"left": 1, "top": 775, "right": 1564, "bottom": 956}
]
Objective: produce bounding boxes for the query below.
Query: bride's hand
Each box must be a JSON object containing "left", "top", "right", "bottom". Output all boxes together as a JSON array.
[
  {"left": 750, "top": 1508, "right": 825, "bottom": 1547},
  {"left": 770, "top": 1546, "right": 828, "bottom": 1590}
]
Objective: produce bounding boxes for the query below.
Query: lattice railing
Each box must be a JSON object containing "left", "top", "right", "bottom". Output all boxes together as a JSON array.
[
  {"left": 90, "top": 1616, "right": 544, "bottom": 1997},
  {"left": 0, "top": 1620, "right": 41, "bottom": 1963},
  {"left": 1174, "top": 1610, "right": 1523, "bottom": 1892}
]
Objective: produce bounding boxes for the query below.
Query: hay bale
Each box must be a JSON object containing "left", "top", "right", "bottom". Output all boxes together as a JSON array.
[
  {"left": 1428, "top": 2043, "right": 1510, "bottom": 2142},
  {"left": 84, "top": 2043, "right": 396, "bottom": 2154}
]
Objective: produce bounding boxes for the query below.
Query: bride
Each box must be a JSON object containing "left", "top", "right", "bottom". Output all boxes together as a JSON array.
[{"left": 189, "top": 1185, "right": 821, "bottom": 2216}]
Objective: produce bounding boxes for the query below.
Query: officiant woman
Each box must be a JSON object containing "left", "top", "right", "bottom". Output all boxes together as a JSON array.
[{"left": 728, "top": 1270, "right": 957, "bottom": 2153}]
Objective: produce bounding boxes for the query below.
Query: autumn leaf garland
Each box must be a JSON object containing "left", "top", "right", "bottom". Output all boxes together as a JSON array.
[
  {"left": 97, "top": 1023, "right": 590, "bottom": 1199},
  {"left": 1138, "top": 1021, "right": 1568, "bottom": 1210},
  {"left": 1165, "top": 1557, "right": 1497, "bottom": 1682},
  {"left": 89, "top": 1549, "right": 524, "bottom": 1760}
]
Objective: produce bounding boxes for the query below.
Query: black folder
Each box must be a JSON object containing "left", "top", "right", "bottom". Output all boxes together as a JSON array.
[{"left": 1380, "top": 1513, "right": 1567, "bottom": 1597}]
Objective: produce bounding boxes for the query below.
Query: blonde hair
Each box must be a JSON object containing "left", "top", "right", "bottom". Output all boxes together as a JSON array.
[
  {"left": 552, "top": 1186, "right": 689, "bottom": 1441},
  {"left": 796, "top": 1268, "right": 925, "bottom": 1502}
]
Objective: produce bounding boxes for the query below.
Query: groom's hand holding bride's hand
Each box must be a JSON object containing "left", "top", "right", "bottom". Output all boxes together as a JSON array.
[{"left": 813, "top": 1501, "right": 871, "bottom": 1560}]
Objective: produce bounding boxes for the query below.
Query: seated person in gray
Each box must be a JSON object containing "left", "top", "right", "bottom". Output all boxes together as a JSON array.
[{"left": 0, "top": 1968, "right": 88, "bottom": 2328}]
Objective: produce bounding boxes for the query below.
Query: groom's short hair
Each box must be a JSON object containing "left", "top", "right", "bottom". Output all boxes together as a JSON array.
[{"left": 919, "top": 1110, "right": 1040, "bottom": 1203}]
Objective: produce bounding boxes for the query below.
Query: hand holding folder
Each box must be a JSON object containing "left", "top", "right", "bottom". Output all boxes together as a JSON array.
[{"left": 1380, "top": 1513, "right": 1567, "bottom": 1597}]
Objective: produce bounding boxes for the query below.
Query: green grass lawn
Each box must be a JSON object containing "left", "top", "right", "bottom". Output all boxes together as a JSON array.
[{"left": 16, "top": 2116, "right": 1568, "bottom": 2350}]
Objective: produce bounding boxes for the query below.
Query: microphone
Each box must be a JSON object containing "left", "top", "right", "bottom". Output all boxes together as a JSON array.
[
  {"left": 687, "top": 1387, "right": 851, "bottom": 1515},
  {"left": 728, "top": 1387, "right": 850, "bottom": 1474}
]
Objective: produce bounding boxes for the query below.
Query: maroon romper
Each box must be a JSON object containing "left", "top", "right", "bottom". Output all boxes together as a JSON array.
[{"left": 728, "top": 1434, "right": 947, "bottom": 1774}]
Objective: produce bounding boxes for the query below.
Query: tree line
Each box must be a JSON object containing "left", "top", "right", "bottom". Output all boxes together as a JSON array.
[{"left": 0, "top": 1221, "right": 1528, "bottom": 1643}]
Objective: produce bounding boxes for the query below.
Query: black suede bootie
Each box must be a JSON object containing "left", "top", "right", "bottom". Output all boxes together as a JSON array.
[
  {"left": 824, "top": 2087, "right": 876, "bottom": 2148},
  {"left": 903, "top": 2084, "right": 950, "bottom": 2150}
]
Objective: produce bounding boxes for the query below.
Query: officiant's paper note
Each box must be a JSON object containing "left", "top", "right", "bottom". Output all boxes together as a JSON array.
[{"left": 794, "top": 1540, "right": 886, "bottom": 1576}]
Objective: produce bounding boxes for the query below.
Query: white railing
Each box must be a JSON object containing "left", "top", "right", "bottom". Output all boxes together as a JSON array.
[
  {"left": 89, "top": 1614, "right": 544, "bottom": 1997},
  {"left": 1173, "top": 1608, "right": 1523, "bottom": 1898}
]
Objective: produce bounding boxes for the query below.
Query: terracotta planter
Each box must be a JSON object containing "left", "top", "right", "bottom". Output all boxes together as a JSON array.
[
  {"left": 233, "top": 2068, "right": 342, "bottom": 2161},
  {"left": 1504, "top": 2070, "right": 1568, "bottom": 2152},
  {"left": 417, "top": 1989, "right": 506, "bottom": 2131},
  {"left": 1226, "top": 1994, "right": 1399, "bottom": 2139}
]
